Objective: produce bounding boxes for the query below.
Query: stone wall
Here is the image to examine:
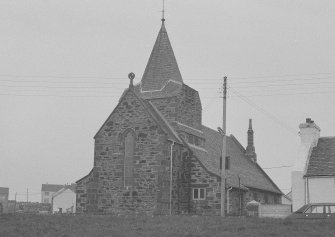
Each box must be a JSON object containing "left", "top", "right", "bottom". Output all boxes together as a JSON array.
[
  {"left": 76, "top": 169, "right": 99, "bottom": 213},
  {"left": 149, "top": 84, "right": 202, "bottom": 130},
  {"left": 176, "top": 85, "right": 202, "bottom": 130},
  {"left": 189, "top": 154, "right": 221, "bottom": 215},
  {"left": 78, "top": 90, "right": 190, "bottom": 215}
]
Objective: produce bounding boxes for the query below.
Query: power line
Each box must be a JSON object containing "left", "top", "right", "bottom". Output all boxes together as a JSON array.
[
  {"left": 230, "top": 88, "right": 297, "bottom": 135},
  {"left": 229, "top": 89, "right": 335, "bottom": 98}
]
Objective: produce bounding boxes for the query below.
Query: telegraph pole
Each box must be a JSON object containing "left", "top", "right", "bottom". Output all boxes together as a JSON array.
[
  {"left": 14, "top": 192, "right": 17, "bottom": 213},
  {"left": 220, "top": 76, "right": 227, "bottom": 217}
]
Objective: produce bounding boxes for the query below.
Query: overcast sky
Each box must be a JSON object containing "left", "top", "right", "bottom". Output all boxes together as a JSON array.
[{"left": 1, "top": 0, "right": 335, "bottom": 202}]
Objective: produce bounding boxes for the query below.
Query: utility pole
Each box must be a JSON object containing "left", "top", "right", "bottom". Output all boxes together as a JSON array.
[
  {"left": 14, "top": 192, "right": 17, "bottom": 214},
  {"left": 26, "top": 188, "right": 28, "bottom": 203},
  {"left": 220, "top": 76, "right": 227, "bottom": 217}
]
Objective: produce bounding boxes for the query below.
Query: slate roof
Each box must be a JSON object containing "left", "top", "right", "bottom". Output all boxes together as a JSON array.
[
  {"left": 141, "top": 21, "right": 183, "bottom": 92},
  {"left": 0, "top": 187, "right": 9, "bottom": 194},
  {"left": 187, "top": 126, "right": 282, "bottom": 194},
  {"left": 41, "top": 184, "right": 64, "bottom": 192},
  {"left": 305, "top": 137, "right": 335, "bottom": 177}
]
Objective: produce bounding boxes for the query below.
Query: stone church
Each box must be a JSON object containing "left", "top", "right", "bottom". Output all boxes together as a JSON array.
[{"left": 76, "top": 18, "right": 282, "bottom": 215}]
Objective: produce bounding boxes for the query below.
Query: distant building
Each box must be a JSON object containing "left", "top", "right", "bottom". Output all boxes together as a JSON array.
[
  {"left": 52, "top": 185, "right": 76, "bottom": 214},
  {"left": 76, "top": 18, "right": 282, "bottom": 215},
  {"left": 41, "top": 184, "right": 64, "bottom": 203},
  {"left": 0, "top": 187, "right": 9, "bottom": 214},
  {"left": 292, "top": 118, "right": 335, "bottom": 211}
]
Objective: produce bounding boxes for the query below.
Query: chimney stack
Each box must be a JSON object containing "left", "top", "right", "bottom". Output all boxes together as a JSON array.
[
  {"left": 294, "top": 118, "right": 321, "bottom": 171},
  {"left": 246, "top": 119, "right": 257, "bottom": 163}
]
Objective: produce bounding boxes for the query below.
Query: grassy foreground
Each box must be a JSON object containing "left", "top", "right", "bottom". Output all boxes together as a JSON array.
[{"left": 1, "top": 214, "right": 334, "bottom": 237}]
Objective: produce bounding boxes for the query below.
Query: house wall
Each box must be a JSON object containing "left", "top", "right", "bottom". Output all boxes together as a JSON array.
[
  {"left": 53, "top": 189, "right": 76, "bottom": 213},
  {"left": 292, "top": 171, "right": 305, "bottom": 211},
  {"left": 307, "top": 177, "right": 335, "bottom": 203}
]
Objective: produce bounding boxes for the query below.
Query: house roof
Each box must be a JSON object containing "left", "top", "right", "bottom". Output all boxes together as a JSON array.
[
  {"left": 0, "top": 187, "right": 9, "bottom": 194},
  {"left": 187, "top": 126, "right": 282, "bottom": 194},
  {"left": 41, "top": 184, "right": 64, "bottom": 192},
  {"left": 52, "top": 186, "right": 76, "bottom": 198},
  {"left": 140, "top": 21, "right": 183, "bottom": 92},
  {"left": 305, "top": 137, "right": 335, "bottom": 177}
]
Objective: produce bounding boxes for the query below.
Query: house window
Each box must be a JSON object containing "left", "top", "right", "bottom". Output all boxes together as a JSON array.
[
  {"left": 225, "top": 156, "right": 230, "bottom": 170},
  {"left": 45, "top": 192, "right": 49, "bottom": 196},
  {"left": 124, "top": 131, "right": 135, "bottom": 187},
  {"left": 193, "top": 188, "right": 206, "bottom": 200},
  {"left": 187, "top": 134, "right": 204, "bottom": 147}
]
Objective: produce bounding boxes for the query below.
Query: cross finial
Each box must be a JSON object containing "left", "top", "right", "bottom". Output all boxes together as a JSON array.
[
  {"left": 128, "top": 72, "right": 135, "bottom": 90},
  {"left": 161, "top": 0, "right": 165, "bottom": 22}
]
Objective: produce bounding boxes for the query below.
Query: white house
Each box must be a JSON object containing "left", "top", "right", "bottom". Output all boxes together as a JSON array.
[
  {"left": 52, "top": 186, "right": 76, "bottom": 214},
  {"left": 291, "top": 118, "right": 335, "bottom": 211}
]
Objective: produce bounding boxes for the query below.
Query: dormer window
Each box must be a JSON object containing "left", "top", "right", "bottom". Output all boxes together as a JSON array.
[{"left": 187, "top": 134, "right": 204, "bottom": 148}]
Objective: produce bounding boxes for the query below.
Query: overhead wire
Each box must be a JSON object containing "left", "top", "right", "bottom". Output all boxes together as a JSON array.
[{"left": 229, "top": 87, "right": 297, "bottom": 135}]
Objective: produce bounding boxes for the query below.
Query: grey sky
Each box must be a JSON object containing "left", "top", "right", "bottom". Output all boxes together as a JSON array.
[{"left": 1, "top": 0, "right": 335, "bottom": 201}]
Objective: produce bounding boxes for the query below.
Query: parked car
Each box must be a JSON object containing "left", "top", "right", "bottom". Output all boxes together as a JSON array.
[{"left": 287, "top": 203, "right": 335, "bottom": 219}]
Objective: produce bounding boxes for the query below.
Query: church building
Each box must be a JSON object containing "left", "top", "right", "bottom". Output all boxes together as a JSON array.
[{"left": 76, "top": 18, "right": 282, "bottom": 215}]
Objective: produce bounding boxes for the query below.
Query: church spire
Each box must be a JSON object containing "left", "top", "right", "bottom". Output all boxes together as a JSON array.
[
  {"left": 246, "top": 119, "right": 257, "bottom": 163},
  {"left": 140, "top": 17, "right": 183, "bottom": 92}
]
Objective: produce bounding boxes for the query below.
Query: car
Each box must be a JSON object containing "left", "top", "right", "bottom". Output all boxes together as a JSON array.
[{"left": 287, "top": 203, "right": 335, "bottom": 219}]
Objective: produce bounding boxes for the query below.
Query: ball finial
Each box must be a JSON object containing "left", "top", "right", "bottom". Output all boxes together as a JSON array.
[{"left": 128, "top": 72, "right": 135, "bottom": 89}]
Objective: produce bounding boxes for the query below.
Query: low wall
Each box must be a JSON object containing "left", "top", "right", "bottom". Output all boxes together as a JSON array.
[{"left": 259, "top": 204, "right": 292, "bottom": 218}]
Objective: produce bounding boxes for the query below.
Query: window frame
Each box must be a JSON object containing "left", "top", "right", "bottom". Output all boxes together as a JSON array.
[
  {"left": 193, "top": 188, "right": 206, "bottom": 200},
  {"left": 123, "top": 129, "right": 136, "bottom": 188}
]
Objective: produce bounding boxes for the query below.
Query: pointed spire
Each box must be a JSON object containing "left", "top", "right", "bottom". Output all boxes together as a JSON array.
[
  {"left": 246, "top": 119, "right": 257, "bottom": 163},
  {"left": 141, "top": 20, "right": 183, "bottom": 92}
]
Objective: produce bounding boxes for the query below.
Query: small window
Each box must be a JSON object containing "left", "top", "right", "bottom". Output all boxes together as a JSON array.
[
  {"left": 329, "top": 206, "right": 335, "bottom": 213},
  {"left": 194, "top": 137, "right": 199, "bottom": 146},
  {"left": 193, "top": 188, "right": 206, "bottom": 200},
  {"left": 45, "top": 192, "right": 49, "bottom": 196},
  {"left": 225, "top": 156, "right": 230, "bottom": 170}
]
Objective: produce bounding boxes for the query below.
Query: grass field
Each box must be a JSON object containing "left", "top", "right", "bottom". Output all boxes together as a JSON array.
[{"left": 1, "top": 214, "right": 334, "bottom": 237}]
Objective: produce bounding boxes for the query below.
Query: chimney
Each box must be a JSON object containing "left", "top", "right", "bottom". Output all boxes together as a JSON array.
[
  {"left": 294, "top": 118, "right": 321, "bottom": 171},
  {"left": 246, "top": 119, "right": 257, "bottom": 163}
]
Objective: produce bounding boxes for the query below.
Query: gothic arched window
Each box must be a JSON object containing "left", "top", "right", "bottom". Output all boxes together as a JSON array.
[{"left": 124, "top": 130, "right": 135, "bottom": 187}]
